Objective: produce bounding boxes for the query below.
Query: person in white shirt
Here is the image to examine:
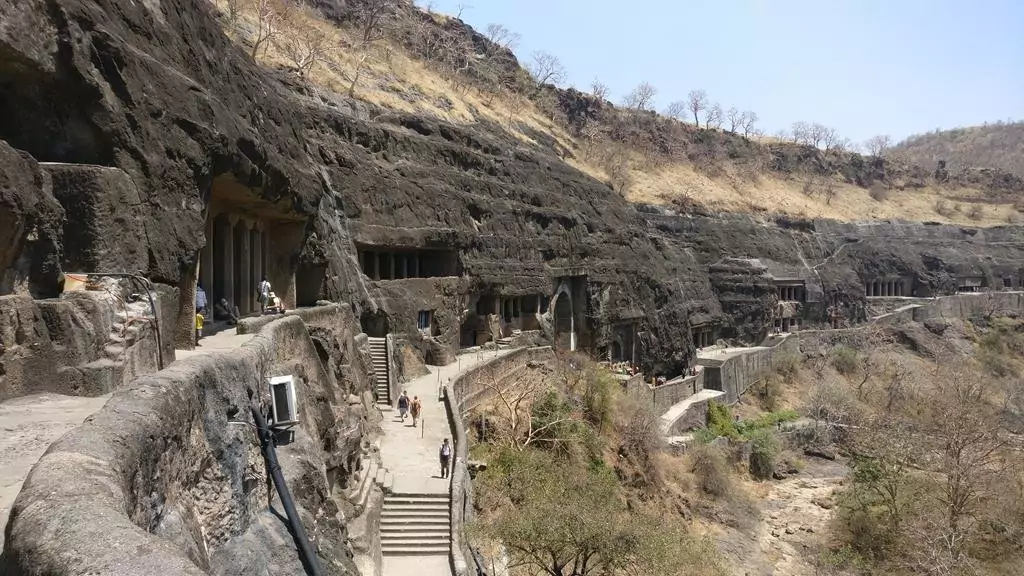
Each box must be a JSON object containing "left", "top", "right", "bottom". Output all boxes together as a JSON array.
[{"left": 257, "top": 276, "right": 272, "bottom": 312}]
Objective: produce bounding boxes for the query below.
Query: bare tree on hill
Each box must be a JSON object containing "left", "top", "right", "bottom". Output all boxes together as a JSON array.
[
  {"left": 528, "top": 51, "right": 566, "bottom": 88},
  {"left": 590, "top": 78, "right": 609, "bottom": 100},
  {"left": 741, "top": 111, "right": 758, "bottom": 137},
  {"left": 705, "top": 103, "right": 723, "bottom": 130},
  {"left": 485, "top": 23, "right": 520, "bottom": 53},
  {"left": 726, "top": 107, "right": 743, "bottom": 133},
  {"left": 665, "top": 101, "right": 686, "bottom": 120},
  {"left": 346, "top": 0, "right": 397, "bottom": 97},
  {"left": 280, "top": 10, "right": 328, "bottom": 78},
  {"left": 687, "top": 89, "right": 708, "bottom": 128},
  {"left": 252, "top": 0, "right": 294, "bottom": 59},
  {"left": 623, "top": 81, "right": 657, "bottom": 112},
  {"left": 865, "top": 134, "right": 892, "bottom": 156}
]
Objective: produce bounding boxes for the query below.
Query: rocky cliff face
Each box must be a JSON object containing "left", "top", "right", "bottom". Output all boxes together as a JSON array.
[{"left": 0, "top": 0, "right": 720, "bottom": 377}]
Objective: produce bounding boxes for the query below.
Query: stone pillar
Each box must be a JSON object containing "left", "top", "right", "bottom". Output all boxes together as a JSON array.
[
  {"left": 200, "top": 216, "right": 214, "bottom": 302},
  {"left": 252, "top": 228, "right": 263, "bottom": 295},
  {"left": 389, "top": 253, "right": 396, "bottom": 280},
  {"left": 412, "top": 253, "right": 420, "bottom": 278},
  {"left": 237, "top": 221, "right": 252, "bottom": 314},
  {"left": 175, "top": 257, "right": 200, "bottom": 350},
  {"left": 219, "top": 217, "right": 234, "bottom": 306},
  {"left": 398, "top": 253, "right": 408, "bottom": 279}
]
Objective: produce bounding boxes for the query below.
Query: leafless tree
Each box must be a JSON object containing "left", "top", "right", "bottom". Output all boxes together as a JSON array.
[
  {"left": 704, "top": 103, "right": 723, "bottom": 130},
  {"left": 528, "top": 51, "right": 566, "bottom": 87},
  {"left": 809, "top": 123, "right": 829, "bottom": 148},
  {"left": 252, "top": 0, "right": 294, "bottom": 59},
  {"left": 741, "top": 111, "right": 758, "bottom": 137},
  {"left": 726, "top": 107, "right": 743, "bottom": 133},
  {"left": 356, "top": 0, "right": 393, "bottom": 43},
  {"left": 687, "top": 89, "right": 708, "bottom": 128},
  {"left": 226, "top": 0, "right": 243, "bottom": 25},
  {"left": 281, "top": 8, "right": 328, "bottom": 77},
  {"left": 664, "top": 100, "right": 686, "bottom": 120},
  {"left": 864, "top": 134, "right": 892, "bottom": 156},
  {"left": 485, "top": 23, "right": 520, "bottom": 53},
  {"left": 623, "top": 81, "right": 656, "bottom": 112},
  {"left": 455, "top": 3, "right": 471, "bottom": 19},
  {"left": 791, "top": 121, "right": 811, "bottom": 144},
  {"left": 822, "top": 126, "right": 841, "bottom": 150},
  {"left": 590, "top": 78, "right": 609, "bottom": 100}
]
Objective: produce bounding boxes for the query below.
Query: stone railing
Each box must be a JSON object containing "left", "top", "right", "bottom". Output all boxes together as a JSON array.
[
  {"left": 2, "top": 313, "right": 366, "bottom": 576},
  {"left": 624, "top": 368, "right": 705, "bottom": 415},
  {"left": 441, "top": 346, "right": 554, "bottom": 576}
]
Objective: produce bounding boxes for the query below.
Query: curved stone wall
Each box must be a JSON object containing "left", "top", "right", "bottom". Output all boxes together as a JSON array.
[{"left": 1, "top": 311, "right": 373, "bottom": 575}]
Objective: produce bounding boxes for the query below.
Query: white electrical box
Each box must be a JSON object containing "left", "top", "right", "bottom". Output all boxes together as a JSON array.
[{"left": 268, "top": 375, "right": 299, "bottom": 425}]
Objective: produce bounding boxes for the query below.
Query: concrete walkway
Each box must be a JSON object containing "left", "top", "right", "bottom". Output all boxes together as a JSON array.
[
  {"left": 658, "top": 388, "right": 726, "bottom": 435},
  {"left": 175, "top": 327, "right": 255, "bottom": 361},
  {"left": 0, "top": 392, "right": 112, "bottom": 552},
  {"left": 379, "top": 348, "right": 512, "bottom": 576}
]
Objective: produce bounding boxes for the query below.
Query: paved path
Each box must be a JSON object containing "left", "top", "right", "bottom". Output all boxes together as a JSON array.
[
  {"left": 175, "top": 327, "right": 255, "bottom": 361},
  {"left": 379, "top": 348, "right": 512, "bottom": 576},
  {"left": 0, "top": 392, "right": 112, "bottom": 552}
]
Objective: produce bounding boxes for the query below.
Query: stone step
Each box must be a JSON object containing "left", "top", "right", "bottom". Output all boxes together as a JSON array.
[
  {"left": 383, "top": 503, "right": 450, "bottom": 513},
  {"left": 384, "top": 495, "right": 450, "bottom": 504},
  {"left": 382, "top": 507, "right": 450, "bottom": 517},
  {"left": 379, "top": 526, "right": 451, "bottom": 536},
  {"left": 381, "top": 544, "right": 449, "bottom": 556},
  {"left": 380, "top": 516, "right": 451, "bottom": 527},
  {"left": 381, "top": 535, "right": 450, "bottom": 544}
]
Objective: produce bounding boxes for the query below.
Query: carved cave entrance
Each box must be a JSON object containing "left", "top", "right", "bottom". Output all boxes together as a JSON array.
[
  {"left": 553, "top": 283, "right": 575, "bottom": 352},
  {"left": 198, "top": 175, "right": 309, "bottom": 319}
]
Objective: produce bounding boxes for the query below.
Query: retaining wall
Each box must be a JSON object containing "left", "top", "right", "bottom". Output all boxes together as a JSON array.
[
  {"left": 441, "top": 346, "right": 555, "bottom": 576},
  {"left": 625, "top": 369, "right": 705, "bottom": 415},
  {"left": 697, "top": 336, "right": 799, "bottom": 404},
  {"left": 1, "top": 312, "right": 372, "bottom": 576}
]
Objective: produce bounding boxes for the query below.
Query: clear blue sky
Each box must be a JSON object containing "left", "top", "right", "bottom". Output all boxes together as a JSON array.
[{"left": 417, "top": 0, "right": 1023, "bottom": 145}]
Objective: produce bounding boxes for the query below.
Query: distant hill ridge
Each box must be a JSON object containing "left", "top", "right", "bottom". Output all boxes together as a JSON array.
[{"left": 892, "top": 121, "right": 1024, "bottom": 178}]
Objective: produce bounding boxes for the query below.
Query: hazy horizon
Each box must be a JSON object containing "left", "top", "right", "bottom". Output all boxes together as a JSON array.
[{"left": 417, "top": 0, "right": 1024, "bottom": 147}]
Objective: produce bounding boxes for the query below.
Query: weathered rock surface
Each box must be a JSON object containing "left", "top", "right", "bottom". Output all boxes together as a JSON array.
[{"left": 1, "top": 309, "right": 373, "bottom": 575}]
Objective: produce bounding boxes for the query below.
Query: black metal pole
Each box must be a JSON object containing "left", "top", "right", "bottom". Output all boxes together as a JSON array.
[{"left": 251, "top": 407, "right": 324, "bottom": 576}]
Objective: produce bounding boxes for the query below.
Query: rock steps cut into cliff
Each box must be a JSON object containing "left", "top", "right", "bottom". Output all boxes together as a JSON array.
[
  {"left": 368, "top": 337, "right": 390, "bottom": 406},
  {"left": 380, "top": 493, "right": 450, "bottom": 556}
]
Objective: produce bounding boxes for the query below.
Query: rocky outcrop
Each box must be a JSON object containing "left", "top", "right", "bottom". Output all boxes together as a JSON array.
[
  {"left": 0, "top": 141, "right": 63, "bottom": 296},
  {"left": 1, "top": 308, "right": 375, "bottom": 575},
  {"left": 0, "top": 285, "right": 173, "bottom": 401}
]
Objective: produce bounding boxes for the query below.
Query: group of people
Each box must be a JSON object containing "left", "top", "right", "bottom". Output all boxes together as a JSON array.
[
  {"left": 396, "top": 390, "right": 453, "bottom": 479},
  {"left": 194, "top": 276, "right": 283, "bottom": 343}
]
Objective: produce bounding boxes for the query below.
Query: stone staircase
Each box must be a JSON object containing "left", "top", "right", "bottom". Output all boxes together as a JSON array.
[
  {"left": 380, "top": 493, "right": 451, "bottom": 556},
  {"left": 368, "top": 336, "right": 390, "bottom": 405}
]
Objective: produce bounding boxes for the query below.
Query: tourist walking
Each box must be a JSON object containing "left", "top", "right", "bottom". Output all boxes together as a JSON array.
[
  {"left": 257, "top": 276, "right": 272, "bottom": 312},
  {"left": 410, "top": 395, "right": 422, "bottom": 427},
  {"left": 397, "top": 390, "right": 410, "bottom": 421},
  {"left": 439, "top": 438, "right": 452, "bottom": 479},
  {"left": 195, "top": 282, "right": 208, "bottom": 315}
]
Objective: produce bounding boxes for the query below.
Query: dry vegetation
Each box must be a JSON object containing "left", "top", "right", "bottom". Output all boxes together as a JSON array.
[
  {"left": 208, "top": 0, "right": 1023, "bottom": 228},
  {"left": 893, "top": 121, "right": 1024, "bottom": 178}
]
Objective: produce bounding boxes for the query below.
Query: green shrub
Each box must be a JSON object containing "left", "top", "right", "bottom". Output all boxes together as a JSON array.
[
  {"left": 748, "top": 428, "right": 780, "bottom": 480},
  {"left": 705, "top": 401, "right": 742, "bottom": 440},
  {"left": 736, "top": 409, "right": 799, "bottom": 435},
  {"left": 831, "top": 346, "right": 860, "bottom": 376}
]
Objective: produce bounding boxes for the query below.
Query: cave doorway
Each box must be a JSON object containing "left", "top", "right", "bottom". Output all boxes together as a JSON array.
[
  {"left": 610, "top": 340, "right": 623, "bottom": 361},
  {"left": 553, "top": 283, "right": 575, "bottom": 351},
  {"left": 361, "top": 310, "right": 390, "bottom": 338},
  {"left": 296, "top": 262, "right": 326, "bottom": 307}
]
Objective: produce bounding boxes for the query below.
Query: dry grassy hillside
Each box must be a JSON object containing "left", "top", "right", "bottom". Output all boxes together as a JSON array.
[
  {"left": 210, "top": 0, "right": 1022, "bottom": 227},
  {"left": 893, "top": 122, "right": 1024, "bottom": 178}
]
